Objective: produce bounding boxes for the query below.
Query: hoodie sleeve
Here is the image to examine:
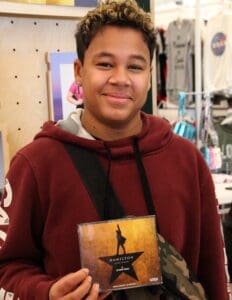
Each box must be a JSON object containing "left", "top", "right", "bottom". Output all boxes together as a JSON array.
[
  {"left": 0, "top": 153, "right": 56, "bottom": 300},
  {"left": 197, "top": 154, "right": 230, "bottom": 300}
]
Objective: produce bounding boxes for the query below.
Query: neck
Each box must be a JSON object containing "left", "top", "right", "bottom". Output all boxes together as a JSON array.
[{"left": 80, "top": 111, "right": 143, "bottom": 141}]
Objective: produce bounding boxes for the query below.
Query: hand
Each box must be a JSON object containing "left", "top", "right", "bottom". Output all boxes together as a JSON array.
[{"left": 49, "top": 268, "right": 111, "bottom": 300}]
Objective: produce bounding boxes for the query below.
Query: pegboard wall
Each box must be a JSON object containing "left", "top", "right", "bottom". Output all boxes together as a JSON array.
[{"left": 0, "top": 14, "right": 79, "bottom": 160}]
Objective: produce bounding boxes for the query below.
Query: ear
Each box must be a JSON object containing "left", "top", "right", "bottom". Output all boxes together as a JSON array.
[{"left": 74, "top": 59, "right": 83, "bottom": 84}]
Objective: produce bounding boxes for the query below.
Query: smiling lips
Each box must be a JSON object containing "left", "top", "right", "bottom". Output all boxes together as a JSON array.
[{"left": 103, "top": 92, "right": 134, "bottom": 102}]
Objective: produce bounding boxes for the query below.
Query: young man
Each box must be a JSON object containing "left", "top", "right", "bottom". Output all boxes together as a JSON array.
[{"left": 0, "top": 0, "right": 229, "bottom": 299}]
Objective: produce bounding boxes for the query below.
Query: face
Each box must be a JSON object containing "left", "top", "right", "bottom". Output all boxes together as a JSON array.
[{"left": 75, "top": 25, "right": 151, "bottom": 137}]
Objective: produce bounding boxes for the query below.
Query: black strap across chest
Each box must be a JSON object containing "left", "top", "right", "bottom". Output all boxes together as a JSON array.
[{"left": 63, "top": 141, "right": 157, "bottom": 224}]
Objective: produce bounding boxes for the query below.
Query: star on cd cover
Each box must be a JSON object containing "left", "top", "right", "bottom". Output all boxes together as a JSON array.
[{"left": 77, "top": 215, "right": 162, "bottom": 291}]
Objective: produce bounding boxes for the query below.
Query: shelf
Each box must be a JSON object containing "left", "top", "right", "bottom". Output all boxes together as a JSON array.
[{"left": 0, "top": 1, "right": 90, "bottom": 18}]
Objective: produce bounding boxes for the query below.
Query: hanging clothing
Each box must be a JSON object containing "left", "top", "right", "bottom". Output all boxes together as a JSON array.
[
  {"left": 214, "top": 122, "right": 232, "bottom": 157},
  {"left": 69, "top": 81, "right": 84, "bottom": 100},
  {"left": 204, "top": 12, "right": 232, "bottom": 93},
  {"left": 156, "top": 28, "right": 167, "bottom": 104},
  {"left": 166, "top": 19, "right": 195, "bottom": 104}
]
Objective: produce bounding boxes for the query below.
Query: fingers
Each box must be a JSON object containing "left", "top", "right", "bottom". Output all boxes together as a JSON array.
[
  {"left": 86, "top": 284, "right": 111, "bottom": 300},
  {"left": 85, "top": 283, "right": 99, "bottom": 299},
  {"left": 49, "top": 268, "right": 90, "bottom": 299},
  {"left": 63, "top": 275, "right": 93, "bottom": 300},
  {"left": 49, "top": 268, "right": 112, "bottom": 300}
]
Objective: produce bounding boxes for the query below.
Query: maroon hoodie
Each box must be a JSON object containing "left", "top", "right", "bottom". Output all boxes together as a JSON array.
[{"left": 0, "top": 112, "right": 229, "bottom": 299}]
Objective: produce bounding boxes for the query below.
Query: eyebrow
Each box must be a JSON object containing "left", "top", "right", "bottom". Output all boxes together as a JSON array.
[{"left": 93, "top": 52, "right": 148, "bottom": 63}]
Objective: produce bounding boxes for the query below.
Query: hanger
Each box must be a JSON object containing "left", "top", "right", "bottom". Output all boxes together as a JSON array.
[
  {"left": 175, "top": 9, "right": 182, "bottom": 28},
  {"left": 175, "top": 0, "right": 184, "bottom": 29}
]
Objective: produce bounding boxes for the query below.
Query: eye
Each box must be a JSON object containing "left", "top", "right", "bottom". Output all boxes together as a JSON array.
[
  {"left": 96, "top": 62, "right": 113, "bottom": 69},
  {"left": 128, "top": 64, "right": 144, "bottom": 71}
]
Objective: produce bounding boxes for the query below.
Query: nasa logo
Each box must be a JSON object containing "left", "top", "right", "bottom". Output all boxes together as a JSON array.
[{"left": 211, "top": 32, "right": 227, "bottom": 56}]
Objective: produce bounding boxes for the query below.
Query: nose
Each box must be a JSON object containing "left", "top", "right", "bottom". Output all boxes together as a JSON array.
[{"left": 108, "top": 66, "right": 131, "bottom": 86}]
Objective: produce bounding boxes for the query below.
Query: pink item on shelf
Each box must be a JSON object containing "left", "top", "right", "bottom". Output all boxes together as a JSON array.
[{"left": 69, "top": 81, "right": 84, "bottom": 99}]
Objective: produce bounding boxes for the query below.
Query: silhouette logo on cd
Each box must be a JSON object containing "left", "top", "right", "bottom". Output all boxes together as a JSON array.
[{"left": 99, "top": 224, "right": 143, "bottom": 283}]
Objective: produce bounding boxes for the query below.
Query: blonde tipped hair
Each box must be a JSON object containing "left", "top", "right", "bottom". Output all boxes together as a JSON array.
[{"left": 75, "top": 0, "right": 156, "bottom": 63}]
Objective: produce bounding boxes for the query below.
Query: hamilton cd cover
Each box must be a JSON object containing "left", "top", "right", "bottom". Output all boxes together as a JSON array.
[{"left": 78, "top": 215, "right": 162, "bottom": 291}]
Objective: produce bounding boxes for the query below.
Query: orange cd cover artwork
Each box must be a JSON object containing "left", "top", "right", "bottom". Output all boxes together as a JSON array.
[{"left": 78, "top": 215, "right": 162, "bottom": 291}]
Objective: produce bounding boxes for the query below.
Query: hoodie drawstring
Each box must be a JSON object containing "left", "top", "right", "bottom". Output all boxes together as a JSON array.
[{"left": 103, "top": 139, "right": 158, "bottom": 230}]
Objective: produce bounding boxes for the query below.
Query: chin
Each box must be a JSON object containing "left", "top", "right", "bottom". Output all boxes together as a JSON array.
[
  {"left": 105, "top": 111, "right": 127, "bottom": 120},
  {"left": 104, "top": 116, "right": 133, "bottom": 129}
]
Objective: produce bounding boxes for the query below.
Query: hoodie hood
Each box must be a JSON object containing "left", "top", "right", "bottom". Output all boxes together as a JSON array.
[{"left": 34, "top": 111, "right": 173, "bottom": 159}]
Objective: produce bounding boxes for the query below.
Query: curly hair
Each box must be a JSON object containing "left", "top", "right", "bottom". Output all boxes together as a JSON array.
[{"left": 75, "top": 0, "right": 156, "bottom": 63}]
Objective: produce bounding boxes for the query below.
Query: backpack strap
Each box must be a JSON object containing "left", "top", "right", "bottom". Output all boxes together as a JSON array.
[{"left": 63, "top": 143, "right": 124, "bottom": 220}]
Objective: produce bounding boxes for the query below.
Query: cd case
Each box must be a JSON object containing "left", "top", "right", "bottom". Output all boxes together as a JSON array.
[{"left": 78, "top": 215, "right": 162, "bottom": 291}]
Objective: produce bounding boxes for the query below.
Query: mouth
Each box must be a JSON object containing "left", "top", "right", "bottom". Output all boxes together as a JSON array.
[{"left": 102, "top": 92, "right": 134, "bottom": 102}]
